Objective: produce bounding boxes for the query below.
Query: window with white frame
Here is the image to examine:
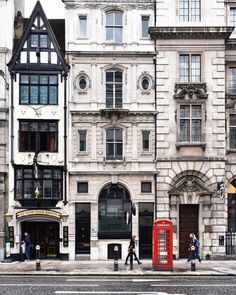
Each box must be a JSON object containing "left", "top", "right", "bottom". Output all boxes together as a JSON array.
[
  {"left": 230, "top": 7, "right": 236, "bottom": 35},
  {"left": 179, "top": 105, "right": 202, "bottom": 143},
  {"left": 106, "top": 69, "right": 123, "bottom": 108},
  {"left": 229, "top": 68, "right": 236, "bottom": 94},
  {"left": 179, "top": 54, "right": 201, "bottom": 83},
  {"left": 106, "top": 128, "right": 123, "bottom": 160},
  {"left": 229, "top": 114, "right": 236, "bottom": 149},
  {"left": 179, "top": 0, "right": 201, "bottom": 22},
  {"left": 79, "top": 15, "right": 87, "bottom": 38},
  {"left": 141, "top": 16, "right": 149, "bottom": 38},
  {"left": 142, "top": 130, "right": 150, "bottom": 152},
  {"left": 78, "top": 130, "right": 87, "bottom": 152},
  {"left": 106, "top": 11, "right": 123, "bottom": 43}
]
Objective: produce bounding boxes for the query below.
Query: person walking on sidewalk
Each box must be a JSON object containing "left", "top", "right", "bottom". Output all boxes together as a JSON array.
[
  {"left": 23, "top": 232, "right": 32, "bottom": 261},
  {"left": 125, "top": 235, "right": 142, "bottom": 265},
  {"left": 187, "top": 233, "right": 201, "bottom": 262}
]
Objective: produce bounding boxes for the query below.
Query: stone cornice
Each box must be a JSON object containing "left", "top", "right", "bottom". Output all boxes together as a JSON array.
[
  {"left": 68, "top": 51, "right": 156, "bottom": 57},
  {"left": 226, "top": 39, "right": 236, "bottom": 50},
  {"left": 63, "top": 0, "right": 154, "bottom": 10},
  {"left": 149, "top": 26, "right": 234, "bottom": 40},
  {"left": 70, "top": 109, "right": 157, "bottom": 116}
]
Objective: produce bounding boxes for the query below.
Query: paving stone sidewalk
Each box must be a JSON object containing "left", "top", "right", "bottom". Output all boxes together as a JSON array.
[{"left": 0, "top": 259, "right": 236, "bottom": 276}]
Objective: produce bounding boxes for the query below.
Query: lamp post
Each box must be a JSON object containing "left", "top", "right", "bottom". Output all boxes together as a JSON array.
[
  {"left": 61, "top": 212, "right": 69, "bottom": 222},
  {"left": 5, "top": 212, "right": 13, "bottom": 224},
  {"left": 0, "top": 70, "right": 9, "bottom": 90}
]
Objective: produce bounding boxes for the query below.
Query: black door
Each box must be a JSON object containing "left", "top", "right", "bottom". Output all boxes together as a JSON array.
[
  {"left": 76, "top": 203, "right": 91, "bottom": 254},
  {"left": 21, "top": 222, "right": 59, "bottom": 258},
  {"left": 179, "top": 204, "right": 199, "bottom": 258},
  {"left": 139, "top": 203, "right": 154, "bottom": 259}
]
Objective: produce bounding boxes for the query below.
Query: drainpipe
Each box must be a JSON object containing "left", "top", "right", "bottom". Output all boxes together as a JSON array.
[
  {"left": 10, "top": 73, "right": 15, "bottom": 164},
  {"left": 154, "top": 0, "right": 158, "bottom": 220},
  {"left": 63, "top": 72, "right": 68, "bottom": 205}
]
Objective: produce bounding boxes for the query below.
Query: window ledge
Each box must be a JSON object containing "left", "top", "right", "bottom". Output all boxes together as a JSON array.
[
  {"left": 76, "top": 152, "right": 89, "bottom": 156},
  {"left": 176, "top": 142, "right": 206, "bottom": 150}
]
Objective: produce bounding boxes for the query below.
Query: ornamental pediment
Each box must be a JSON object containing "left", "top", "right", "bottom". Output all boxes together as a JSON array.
[
  {"left": 169, "top": 176, "right": 213, "bottom": 195},
  {"left": 174, "top": 83, "right": 208, "bottom": 102}
]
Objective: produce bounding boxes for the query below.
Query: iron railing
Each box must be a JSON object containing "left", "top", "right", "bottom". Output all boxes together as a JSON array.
[{"left": 226, "top": 232, "right": 236, "bottom": 255}]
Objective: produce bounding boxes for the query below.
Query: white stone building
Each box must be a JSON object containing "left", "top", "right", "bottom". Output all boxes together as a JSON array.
[
  {"left": 0, "top": 0, "right": 24, "bottom": 261},
  {"left": 64, "top": 0, "right": 156, "bottom": 260},
  {"left": 149, "top": 0, "right": 236, "bottom": 259}
]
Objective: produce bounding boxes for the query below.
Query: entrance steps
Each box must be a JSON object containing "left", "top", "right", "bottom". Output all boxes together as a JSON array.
[{"left": 75, "top": 254, "right": 90, "bottom": 260}]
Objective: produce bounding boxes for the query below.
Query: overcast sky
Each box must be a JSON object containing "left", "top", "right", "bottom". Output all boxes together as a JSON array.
[{"left": 24, "top": 0, "right": 65, "bottom": 18}]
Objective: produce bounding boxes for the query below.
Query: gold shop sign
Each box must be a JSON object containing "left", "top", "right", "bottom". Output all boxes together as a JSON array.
[{"left": 16, "top": 209, "right": 61, "bottom": 219}]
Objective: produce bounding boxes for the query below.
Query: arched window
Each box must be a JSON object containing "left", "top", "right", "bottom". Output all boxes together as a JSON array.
[
  {"left": 98, "top": 183, "right": 131, "bottom": 239},
  {"left": 106, "top": 69, "right": 123, "bottom": 108},
  {"left": 106, "top": 128, "right": 123, "bottom": 160},
  {"left": 106, "top": 11, "right": 123, "bottom": 43}
]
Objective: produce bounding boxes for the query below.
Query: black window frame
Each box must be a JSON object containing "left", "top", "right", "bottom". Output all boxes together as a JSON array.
[
  {"left": 98, "top": 183, "right": 131, "bottom": 239},
  {"left": 77, "top": 182, "right": 89, "bottom": 193},
  {"left": 141, "top": 182, "right": 152, "bottom": 193},
  {"left": 19, "top": 120, "right": 58, "bottom": 153},
  {"left": 15, "top": 166, "right": 63, "bottom": 201},
  {"left": 19, "top": 74, "right": 58, "bottom": 105}
]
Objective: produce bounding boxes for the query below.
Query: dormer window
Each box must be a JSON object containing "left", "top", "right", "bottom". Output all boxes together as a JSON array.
[
  {"left": 106, "top": 11, "right": 123, "bottom": 43},
  {"left": 30, "top": 34, "right": 48, "bottom": 48}
]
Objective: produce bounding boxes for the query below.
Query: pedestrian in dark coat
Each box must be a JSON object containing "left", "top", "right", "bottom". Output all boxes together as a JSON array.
[
  {"left": 23, "top": 232, "right": 32, "bottom": 261},
  {"left": 125, "top": 235, "right": 142, "bottom": 265}
]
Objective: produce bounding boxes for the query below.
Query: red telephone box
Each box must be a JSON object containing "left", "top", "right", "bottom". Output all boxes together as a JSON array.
[{"left": 152, "top": 219, "right": 173, "bottom": 271}]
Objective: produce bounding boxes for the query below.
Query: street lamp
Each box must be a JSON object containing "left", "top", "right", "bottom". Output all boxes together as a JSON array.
[
  {"left": 61, "top": 212, "right": 69, "bottom": 222},
  {"left": 0, "top": 70, "right": 9, "bottom": 90},
  {"left": 5, "top": 212, "right": 13, "bottom": 223}
]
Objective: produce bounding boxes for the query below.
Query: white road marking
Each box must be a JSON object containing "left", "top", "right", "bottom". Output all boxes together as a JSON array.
[
  {"left": 66, "top": 279, "right": 169, "bottom": 282},
  {"left": 55, "top": 291, "right": 185, "bottom": 295},
  {"left": 151, "top": 284, "right": 236, "bottom": 287},
  {"left": 0, "top": 284, "right": 99, "bottom": 287}
]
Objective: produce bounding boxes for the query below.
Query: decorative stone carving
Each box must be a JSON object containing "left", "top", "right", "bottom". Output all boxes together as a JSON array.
[
  {"left": 226, "top": 94, "right": 236, "bottom": 109},
  {"left": 169, "top": 176, "right": 213, "bottom": 195},
  {"left": 174, "top": 83, "right": 208, "bottom": 102}
]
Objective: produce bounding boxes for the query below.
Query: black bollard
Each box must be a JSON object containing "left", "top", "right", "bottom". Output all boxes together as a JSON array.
[
  {"left": 130, "top": 249, "right": 133, "bottom": 270},
  {"left": 113, "top": 245, "right": 118, "bottom": 271},
  {"left": 191, "top": 259, "right": 196, "bottom": 271},
  {"left": 35, "top": 244, "right": 41, "bottom": 271}
]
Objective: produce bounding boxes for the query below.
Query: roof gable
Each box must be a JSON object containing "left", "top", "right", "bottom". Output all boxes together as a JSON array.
[{"left": 8, "top": 1, "right": 69, "bottom": 73}]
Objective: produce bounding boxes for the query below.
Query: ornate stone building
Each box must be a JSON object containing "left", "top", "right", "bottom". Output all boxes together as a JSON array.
[
  {"left": 64, "top": 0, "right": 156, "bottom": 260},
  {"left": 149, "top": 0, "right": 235, "bottom": 259}
]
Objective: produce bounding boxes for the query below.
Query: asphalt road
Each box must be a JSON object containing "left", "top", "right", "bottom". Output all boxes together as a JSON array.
[{"left": 0, "top": 275, "right": 235, "bottom": 295}]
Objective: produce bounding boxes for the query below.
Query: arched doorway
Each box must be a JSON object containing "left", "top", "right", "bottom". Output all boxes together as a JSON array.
[
  {"left": 21, "top": 221, "right": 59, "bottom": 258},
  {"left": 98, "top": 183, "right": 131, "bottom": 239}
]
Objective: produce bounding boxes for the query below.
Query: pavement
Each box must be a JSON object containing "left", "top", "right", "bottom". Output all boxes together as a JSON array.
[{"left": 0, "top": 259, "right": 236, "bottom": 276}]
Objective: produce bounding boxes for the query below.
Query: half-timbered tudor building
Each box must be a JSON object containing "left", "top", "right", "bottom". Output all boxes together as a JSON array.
[{"left": 7, "top": 1, "right": 70, "bottom": 260}]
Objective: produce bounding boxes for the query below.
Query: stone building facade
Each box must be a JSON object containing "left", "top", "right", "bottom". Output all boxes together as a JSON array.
[
  {"left": 0, "top": 0, "right": 23, "bottom": 261},
  {"left": 149, "top": 0, "right": 236, "bottom": 259},
  {"left": 64, "top": 0, "right": 156, "bottom": 260}
]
